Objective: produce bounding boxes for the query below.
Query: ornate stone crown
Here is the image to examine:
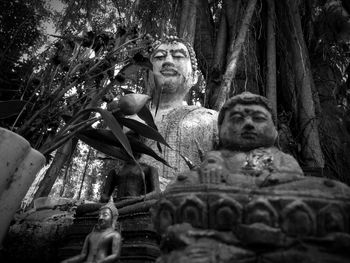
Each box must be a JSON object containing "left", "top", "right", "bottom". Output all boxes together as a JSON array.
[{"left": 101, "top": 197, "right": 119, "bottom": 219}]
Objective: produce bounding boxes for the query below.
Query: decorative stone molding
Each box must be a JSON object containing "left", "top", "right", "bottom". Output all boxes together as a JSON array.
[
  {"left": 209, "top": 195, "right": 242, "bottom": 230},
  {"left": 281, "top": 200, "right": 316, "bottom": 236},
  {"left": 245, "top": 197, "right": 279, "bottom": 227},
  {"left": 178, "top": 194, "right": 207, "bottom": 228},
  {"left": 318, "top": 203, "right": 347, "bottom": 235}
]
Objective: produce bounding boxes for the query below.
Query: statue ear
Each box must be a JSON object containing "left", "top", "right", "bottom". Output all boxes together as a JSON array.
[
  {"left": 273, "top": 127, "right": 278, "bottom": 143},
  {"left": 189, "top": 71, "right": 199, "bottom": 86}
]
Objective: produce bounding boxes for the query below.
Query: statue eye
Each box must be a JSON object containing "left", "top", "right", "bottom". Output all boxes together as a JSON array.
[
  {"left": 173, "top": 52, "right": 186, "bottom": 58},
  {"left": 230, "top": 114, "right": 244, "bottom": 122},
  {"left": 253, "top": 115, "right": 267, "bottom": 122},
  {"left": 153, "top": 51, "right": 166, "bottom": 60},
  {"left": 153, "top": 55, "right": 165, "bottom": 60}
]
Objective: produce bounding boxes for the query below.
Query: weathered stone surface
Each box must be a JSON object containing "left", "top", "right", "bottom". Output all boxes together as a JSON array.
[
  {"left": 3, "top": 209, "right": 74, "bottom": 263},
  {"left": 140, "top": 106, "right": 218, "bottom": 190},
  {"left": 153, "top": 172, "right": 350, "bottom": 263},
  {"left": 152, "top": 92, "right": 350, "bottom": 263}
]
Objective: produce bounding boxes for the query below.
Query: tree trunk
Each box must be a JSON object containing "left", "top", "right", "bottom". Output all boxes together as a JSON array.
[
  {"left": 266, "top": 0, "right": 277, "bottom": 120},
  {"left": 205, "top": 7, "right": 228, "bottom": 108},
  {"left": 225, "top": 0, "right": 242, "bottom": 56},
  {"left": 78, "top": 147, "right": 92, "bottom": 200},
  {"left": 178, "top": 0, "right": 198, "bottom": 44},
  {"left": 213, "top": 0, "right": 258, "bottom": 111},
  {"left": 60, "top": 158, "right": 73, "bottom": 197},
  {"left": 194, "top": 0, "right": 215, "bottom": 77},
  {"left": 32, "top": 139, "right": 76, "bottom": 199},
  {"left": 284, "top": 0, "right": 324, "bottom": 168}
]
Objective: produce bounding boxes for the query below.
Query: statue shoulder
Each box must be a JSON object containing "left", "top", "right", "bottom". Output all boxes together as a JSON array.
[
  {"left": 270, "top": 147, "right": 303, "bottom": 174},
  {"left": 177, "top": 106, "right": 218, "bottom": 129},
  {"left": 183, "top": 106, "right": 218, "bottom": 119},
  {"left": 103, "top": 229, "right": 121, "bottom": 240}
]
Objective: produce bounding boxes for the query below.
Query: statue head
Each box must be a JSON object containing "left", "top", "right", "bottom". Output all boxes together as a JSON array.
[
  {"left": 149, "top": 35, "right": 198, "bottom": 107},
  {"left": 97, "top": 198, "right": 119, "bottom": 230},
  {"left": 218, "top": 92, "right": 277, "bottom": 151}
]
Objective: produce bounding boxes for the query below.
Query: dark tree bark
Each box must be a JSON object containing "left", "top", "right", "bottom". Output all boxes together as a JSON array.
[
  {"left": 282, "top": 0, "right": 324, "bottom": 168},
  {"left": 266, "top": 0, "right": 277, "bottom": 119},
  {"left": 78, "top": 147, "right": 92, "bottom": 199},
  {"left": 194, "top": 0, "right": 215, "bottom": 76},
  {"left": 32, "top": 139, "right": 77, "bottom": 199},
  {"left": 213, "top": 0, "right": 258, "bottom": 110},
  {"left": 178, "top": 0, "right": 198, "bottom": 44},
  {"left": 205, "top": 6, "right": 228, "bottom": 108}
]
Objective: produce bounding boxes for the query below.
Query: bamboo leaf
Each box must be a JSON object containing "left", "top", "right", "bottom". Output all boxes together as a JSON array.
[
  {"left": 78, "top": 129, "right": 171, "bottom": 166},
  {"left": 118, "top": 117, "right": 170, "bottom": 148},
  {"left": 0, "top": 100, "right": 32, "bottom": 119},
  {"left": 137, "top": 105, "right": 158, "bottom": 131},
  {"left": 63, "top": 108, "right": 95, "bottom": 126},
  {"left": 179, "top": 153, "right": 195, "bottom": 169},
  {"left": 95, "top": 108, "right": 134, "bottom": 160},
  {"left": 77, "top": 133, "right": 132, "bottom": 162},
  {"left": 128, "top": 136, "right": 171, "bottom": 167}
]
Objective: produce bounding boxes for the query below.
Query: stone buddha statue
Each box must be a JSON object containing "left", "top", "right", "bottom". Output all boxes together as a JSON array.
[
  {"left": 139, "top": 35, "right": 218, "bottom": 189},
  {"left": 153, "top": 92, "right": 350, "bottom": 263},
  {"left": 100, "top": 133, "right": 160, "bottom": 204},
  {"left": 61, "top": 199, "right": 121, "bottom": 263},
  {"left": 199, "top": 91, "right": 304, "bottom": 187}
]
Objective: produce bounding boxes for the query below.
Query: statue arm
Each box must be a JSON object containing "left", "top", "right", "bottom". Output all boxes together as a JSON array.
[
  {"left": 277, "top": 152, "right": 304, "bottom": 175},
  {"left": 100, "top": 169, "right": 118, "bottom": 202},
  {"left": 61, "top": 235, "right": 89, "bottom": 263},
  {"left": 146, "top": 166, "right": 160, "bottom": 193},
  {"left": 141, "top": 166, "right": 160, "bottom": 200},
  {"left": 97, "top": 232, "right": 121, "bottom": 263}
]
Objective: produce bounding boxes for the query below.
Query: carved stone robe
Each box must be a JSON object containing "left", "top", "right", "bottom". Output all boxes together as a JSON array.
[{"left": 140, "top": 105, "right": 218, "bottom": 190}]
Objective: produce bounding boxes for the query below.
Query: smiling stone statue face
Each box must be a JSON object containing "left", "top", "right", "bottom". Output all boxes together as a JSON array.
[
  {"left": 219, "top": 100, "right": 277, "bottom": 151},
  {"left": 150, "top": 41, "right": 198, "bottom": 107}
]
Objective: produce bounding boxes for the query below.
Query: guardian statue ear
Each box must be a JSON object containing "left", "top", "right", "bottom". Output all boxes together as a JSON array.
[
  {"left": 189, "top": 70, "right": 199, "bottom": 87},
  {"left": 272, "top": 127, "right": 278, "bottom": 143}
]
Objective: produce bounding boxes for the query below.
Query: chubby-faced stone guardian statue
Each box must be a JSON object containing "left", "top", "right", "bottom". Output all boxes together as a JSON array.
[{"left": 212, "top": 91, "right": 303, "bottom": 185}]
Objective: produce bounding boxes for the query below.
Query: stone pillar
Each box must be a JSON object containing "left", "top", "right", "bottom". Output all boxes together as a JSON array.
[{"left": 0, "top": 128, "right": 45, "bottom": 247}]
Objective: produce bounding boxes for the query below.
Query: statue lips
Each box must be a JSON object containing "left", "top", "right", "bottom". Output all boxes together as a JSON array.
[
  {"left": 241, "top": 131, "right": 257, "bottom": 140},
  {"left": 160, "top": 67, "right": 179, "bottom": 77},
  {"left": 97, "top": 218, "right": 109, "bottom": 229}
]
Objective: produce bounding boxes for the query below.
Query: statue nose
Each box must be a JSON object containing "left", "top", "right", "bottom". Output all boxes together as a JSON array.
[
  {"left": 243, "top": 118, "right": 254, "bottom": 129},
  {"left": 164, "top": 53, "right": 175, "bottom": 63},
  {"left": 162, "top": 61, "right": 175, "bottom": 68}
]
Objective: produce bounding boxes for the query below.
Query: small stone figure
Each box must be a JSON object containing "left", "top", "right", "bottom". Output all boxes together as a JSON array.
[
  {"left": 100, "top": 151, "right": 160, "bottom": 203},
  {"left": 61, "top": 198, "right": 121, "bottom": 263}
]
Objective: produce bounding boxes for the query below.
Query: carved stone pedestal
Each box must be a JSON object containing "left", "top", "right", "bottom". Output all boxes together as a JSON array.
[{"left": 152, "top": 170, "right": 350, "bottom": 263}]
